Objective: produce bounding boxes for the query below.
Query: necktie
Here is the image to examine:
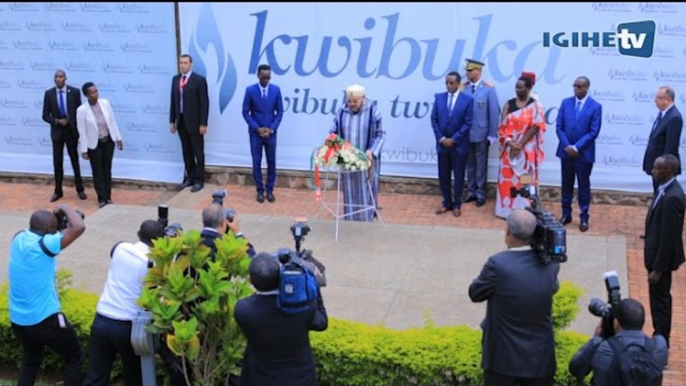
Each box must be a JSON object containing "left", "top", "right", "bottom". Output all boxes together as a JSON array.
[
  {"left": 471, "top": 84, "right": 476, "bottom": 94},
  {"left": 448, "top": 93, "right": 454, "bottom": 113},
  {"left": 575, "top": 100, "right": 582, "bottom": 118},
  {"left": 262, "top": 88, "right": 267, "bottom": 100},
  {"left": 652, "top": 111, "right": 663, "bottom": 134},
  {"left": 58, "top": 90, "right": 66, "bottom": 117}
]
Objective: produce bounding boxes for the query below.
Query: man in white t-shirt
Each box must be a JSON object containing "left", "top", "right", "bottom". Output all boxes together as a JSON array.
[{"left": 84, "top": 220, "right": 164, "bottom": 386}]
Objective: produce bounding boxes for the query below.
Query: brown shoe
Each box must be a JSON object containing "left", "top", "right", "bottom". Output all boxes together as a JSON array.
[
  {"left": 453, "top": 209, "right": 462, "bottom": 217},
  {"left": 435, "top": 207, "right": 451, "bottom": 215}
]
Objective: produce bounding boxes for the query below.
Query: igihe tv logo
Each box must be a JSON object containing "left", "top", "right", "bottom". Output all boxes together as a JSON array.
[{"left": 543, "top": 20, "right": 656, "bottom": 58}]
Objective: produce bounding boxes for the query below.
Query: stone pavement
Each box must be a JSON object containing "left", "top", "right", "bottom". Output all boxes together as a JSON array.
[{"left": 0, "top": 180, "right": 683, "bottom": 384}]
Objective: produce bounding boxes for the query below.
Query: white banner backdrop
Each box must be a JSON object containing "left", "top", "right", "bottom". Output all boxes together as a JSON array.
[
  {"left": 179, "top": 2, "right": 686, "bottom": 193},
  {"left": 0, "top": 2, "right": 182, "bottom": 183}
]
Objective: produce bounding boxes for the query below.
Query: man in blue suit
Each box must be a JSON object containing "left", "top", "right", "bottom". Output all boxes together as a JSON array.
[
  {"left": 431, "top": 71, "right": 474, "bottom": 217},
  {"left": 462, "top": 59, "right": 500, "bottom": 207},
  {"left": 555, "top": 76, "right": 602, "bottom": 232},
  {"left": 242, "top": 64, "right": 284, "bottom": 203}
]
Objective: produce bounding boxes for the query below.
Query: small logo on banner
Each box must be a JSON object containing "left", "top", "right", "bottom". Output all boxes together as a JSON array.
[
  {"left": 144, "top": 142, "right": 175, "bottom": 154},
  {"left": 543, "top": 20, "right": 656, "bottom": 58},
  {"left": 4, "top": 135, "right": 32, "bottom": 145},
  {"left": 0, "top": 21, "right": 21, "bottom": 31},
  {"left": 61, "top": 22, "right": 92, "bottom": 32},
  {"left": 653, "top": 70, "right": 686, "bottom": 83},
  {"left": 0, "top": 99, "right": 29, "bottom": 109},
  {"left": 8, "top": 3, "right": 39, "bottom": 12},
  {"left": 0, "top": 60, "right": 25, "bottom": 71},
  {"left": 639, "top": 2, "right": 679, "bottom": 14},
  {"left": 25, "top": 21, "right": 55, "bottom": 32},
  {"left": 38, "top": 137, "right": 52, "bottom": 148},
  {"left": 601, "top": 155, "right": 641, "bottom": 167},
  {"left": 49, "top": 40, "right": 80, "bottom": 52},
  {"left": 102, "top": 63, "right": 134, "bottom": 74},
  {"left": 607, "top": 68, "right": 648, "bottom": 81},
  {"left": 138, "top": 64, "right": 170, "bottom": 75},
  {"left": 592, "top": 2, "right": 632, "bottom": 12},
  {"left": 29, "top": 60, "right": 55, "bottom": 72},
  {"left": 120, "top": 42, "right": 152, "bottom": 53},
  {"left": 80, "top": 3, "right": 111, "bottom": 13},
  {"left": 632, "top": 91, "right": 656, "bottom": 103},
  {"left": 126, "top": 122, "right": 157, "bottom": 133},
  {"left": 123, "top": 83, "right": 154, "bottom": 94},
  {"left": 140, "top": 104, "right": 167, "bottom": 115},
  {"left": 591, "top": 90, "right": 627, "bottom": 102},
  {"left": 98, "top": 22, "right": 130, "bottom": 33},
  {"left": 657, "top": 24, "right": 686, "bottom": 37},
  {"left": 65, "top": 62, "right": 96, "bottom": 73},
  {"left": 83, "top": 41, "right": 114, "bottom": 52},
  {"left": 16, "top": 79, "right": 47, "bottom": 90},
  {"left": 98, "top": 82, "right": 117, "bottom": 93},
  {"left": 118, "top": 3, "right": 150, "bottom": 13},
  {"left": 12, "top": 39, "right": 43, "bottom": 51},
  {"left": 604, "top": 113, "right": 645, "bottom": 126},
  {"left": 44, "top": 3, "right": 77, "bottom": 13},
  {"left": 135, "top": 22, "right": 167, "bottom": 34},
  {"left": 596, "top": 134, "right": 623, "bottom": 145},
  {"left": 110, "top": 102, "right": 136, "bottom": 114},
  {"left": 21, "top": 117, "right": 44, "bottom": 127},
  {"left": 628, "top": 135, "right": 649, "bottom": 147}
]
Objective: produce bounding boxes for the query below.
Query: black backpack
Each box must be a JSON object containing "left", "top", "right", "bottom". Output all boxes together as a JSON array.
[{"left": 607, "top": 336, "right": 663, "bottom": 386}]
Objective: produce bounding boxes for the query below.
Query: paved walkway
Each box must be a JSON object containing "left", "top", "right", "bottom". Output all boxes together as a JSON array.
[{"left": 0, "top": 180, "right": 683, "bottom": 384}]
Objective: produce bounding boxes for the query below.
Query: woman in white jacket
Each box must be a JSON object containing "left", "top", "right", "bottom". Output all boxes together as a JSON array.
[{"left": 77, "top": 82, "right": 124, "bottom": 208}]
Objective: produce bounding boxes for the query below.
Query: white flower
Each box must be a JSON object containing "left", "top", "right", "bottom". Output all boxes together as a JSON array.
[{"left": 351, "top": 166, "right": 357, "bottom": 171}]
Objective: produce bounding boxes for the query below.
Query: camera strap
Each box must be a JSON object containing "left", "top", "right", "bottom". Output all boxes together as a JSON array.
[{"left": 39, "top": 237, "right": 57, "bottom": 258}]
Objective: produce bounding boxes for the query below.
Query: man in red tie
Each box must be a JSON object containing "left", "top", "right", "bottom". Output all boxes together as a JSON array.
[{"left": 42, "top": 70, "right": 87, "bottom": 202}]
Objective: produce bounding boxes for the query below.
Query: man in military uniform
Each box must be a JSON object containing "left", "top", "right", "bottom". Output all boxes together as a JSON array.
[{"left": 462, "top": 59, "right": 501, "bottom": 207}]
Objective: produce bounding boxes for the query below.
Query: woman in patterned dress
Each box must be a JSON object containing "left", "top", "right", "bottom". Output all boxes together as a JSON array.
[{"left": 495, "top": 75, "right": 547, "bottom": 219}]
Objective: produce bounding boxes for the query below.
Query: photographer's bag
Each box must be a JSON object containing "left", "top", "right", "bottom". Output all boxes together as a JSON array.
[
  {"left": 277, "top": 260, "right": 319, "bottom": 314},
  {"left": 608, "top": 336, "right": 663, "bottom": 386}
]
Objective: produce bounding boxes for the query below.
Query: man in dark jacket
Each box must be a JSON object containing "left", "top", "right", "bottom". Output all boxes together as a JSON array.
[
  {"left": 234, "top": 253, "right": 328, "bottom": 386},
  {"left": 469, "top": 208, "right": 560, "bottom": 386},
  {"left": 200, "top": 204, "right": 256, "bottom": 259}
]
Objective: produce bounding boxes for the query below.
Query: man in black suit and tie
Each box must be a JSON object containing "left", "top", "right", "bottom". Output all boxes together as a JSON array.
[
  {"left": 169, "top": 54, "right": 209, "bottom": 193},
  {"left": 643, "top": 86, "right": 683, "bottom": 192},
  {"left": 644, "top": 154, "right": 685, "bottom": 349},
  {"left": 42, "top": 70, "right": 87, "bottom": 202},
  {"left": 234, "top": 253, "right": 328, "bottom": 386},
  {"left": 200, "top": 204, "right": 256, "bottom": 259},
  {"left": 469, "top": 208, "right": 560, "bottom": 386}
]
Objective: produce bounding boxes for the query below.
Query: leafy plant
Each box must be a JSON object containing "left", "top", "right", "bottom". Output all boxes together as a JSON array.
[{"left": 138, "top": 230, "right": 253, "bottom": 386}]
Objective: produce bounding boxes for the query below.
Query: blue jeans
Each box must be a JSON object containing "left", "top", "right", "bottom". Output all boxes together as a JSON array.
[{"left": 85, "top": 313, "right": 141, "bottom": 386}]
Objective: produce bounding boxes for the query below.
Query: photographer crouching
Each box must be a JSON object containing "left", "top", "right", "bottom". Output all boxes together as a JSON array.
[
  {"left": 201, "top": 201, "right": 256, "bottom": 258},
  {"left": 233, "top": 252, "right": 328, "bottom": 386},
  {"left": 84, "top": 220, "right": 165, "bottom": 386},
  {"left": 8, "top": 204, "right": 86, "bottom": 386},
  {"left": 569, "top": 298, "right": 668, "bottom": 385}
]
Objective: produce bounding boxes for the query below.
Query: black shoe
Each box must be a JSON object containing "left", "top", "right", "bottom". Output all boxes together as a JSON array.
[
  {"left": 179, "top": 179, "right": 193, "bottom": 189},
  {"left": 462, "top": 195, "right": 477, "bottom": 204},
  {"left": 476, "top": 199, "right": 485, "bottom": 207},
  {"left": 639, "top": 234, "right": 646, "bottom": 239},
  {"left": 106, "top": 199, "right": 113, "bottom": 204},
  {"left": 98, "top": 201, "right": 107, "bottom": 208},
  {"left": 190, "top": 183, "right": 204, "bottom": 193},
  {"left": 559, "top": 215, "right": 572, "bottom": 225},
  {"left": 50, "top": 193, "right": 63, "bottom": 203},
  {"left": 580, "top": 221, "right": 589, "bottom": 232},
  {"left": 256, "top": 192, "right": 264, "bottom": 203},
  {"left": 78, "top": 191, "right": 88, "bottom": 200},
  {"left": 267, "top": 192, "right": 275, "bottom": 203}
]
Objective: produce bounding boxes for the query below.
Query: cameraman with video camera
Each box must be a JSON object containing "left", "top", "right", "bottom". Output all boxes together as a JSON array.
[
  {"left": 8, "top": 204, "right": 86, "bottom": 386},
  {"left": 569, "top": 298, "right": 668, "bottom": 386},
  {"left": 234, "top": 253, "right": 328, "bottom": 386}
]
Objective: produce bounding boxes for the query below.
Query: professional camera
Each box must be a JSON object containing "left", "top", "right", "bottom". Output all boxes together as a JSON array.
[
  {"left": 211, "top": 189, "right": 237, "bottom": 225},
  {"left": 55, "top": 209, "right": 85, "bottom": 231},
  {"left": 510, "top": 175, "right": 567, "bottom": 265},
  {"left": 157, "top": 205, "right": 183, "bottom": 237},
  {"left": 275, "top": 217, "right": 327, "bottom": 287},
  {"left": 588, "top": 271, "right": 622, "bottom": 338}
]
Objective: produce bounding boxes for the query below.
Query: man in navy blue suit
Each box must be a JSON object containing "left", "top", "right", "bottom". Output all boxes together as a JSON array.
[
  {"left": 555, "top": 76, "right": 602, "bottom": 232},
  {"left": 242, "top": 64, "right": 284, "bottom": 203},
  {"left": 431, "top": 71, "right": 473, "bottom": 217},
  {"left": 643, "top": 86, "right": 683, "bottom": 192}
]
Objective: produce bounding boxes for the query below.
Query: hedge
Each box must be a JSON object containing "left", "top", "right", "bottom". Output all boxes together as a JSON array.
[{"left": 0, "top": 274, "right": 590, "bottom": 385}]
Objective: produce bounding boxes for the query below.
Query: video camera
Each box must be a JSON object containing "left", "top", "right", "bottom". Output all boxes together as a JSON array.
[
  {"left": 211, "top": 189, "right": 237, "bottom": 227},
  {"left": 510, "top": 175, "right": 567, "bottom": 265},
  {"left": 157, "top": 205, "right": 183, "bottom": 237},
  {"left": 588, "top": 271, "right": 622, "bottom": 339},
  {"left": 55, "top": 209, "right": 85, "bottom": 231},
  {"left": 276, "top": 217, "right": 327, "bottom": 287}
]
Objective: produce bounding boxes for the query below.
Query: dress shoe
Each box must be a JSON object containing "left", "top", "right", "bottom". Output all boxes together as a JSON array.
[
  {"left": 462, "top": 195, "right": 477, "bottom": 204},
  {"left": 476, "top": 199, "right": 485, "bottom": 207},
  {"left": 50, "top": 193, "right": 63, "bottom": 203},
  {"left": 579, "top": 221, "right": 589, "bottom": 232},
  {"left": 558, "top": 215, "right": 572, "bottom": 225},
  {"left": 435, "top": 206, "right": 452, "bottom": 215},
  {"left": 98, "top": 201, "right": 107, "bottom": 208},
  {"left": 190, "top": 183, "right": 204, "bottom": 193},
  {"left": 267, "top": 191, "right": 275, "bottom": 203},
  {"left": 179, "top": 179, "right": 193, "bottom": 189},
  {"left": 78, "top": 191, "right": 88, "bottom": 200},
  {"left": 256, "top": 192, "right": 265, "bottom": 203},
  {"left": 453, "top": 208, "right": 462, "bottom": 217},
  {"left": 639, "top": 234, "right": 646, "bottom": 239},
  {"left": 106, "top": 199, "right": 113, "bottom": 205}
]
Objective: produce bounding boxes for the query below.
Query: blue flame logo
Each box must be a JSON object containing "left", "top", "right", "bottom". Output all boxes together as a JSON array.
[{"left": 188, "top": 3, "right": 237, "bottom": 114}]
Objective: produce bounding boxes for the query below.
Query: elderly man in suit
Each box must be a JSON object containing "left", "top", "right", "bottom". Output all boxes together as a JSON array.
[
  {"left": 644, "top": 154, "right": 685, "bottom": 349},
  {"left": 556, "top": 76, "right": 602, "bottom": 232},
  {"left": 469, "top": 208, "right": 560, "bottom": 386},
  {"left": 461, "top": 59, "right": 500, "bottom": 207},
  {"left": 431, "top": 71, "right": 474, "bottom": 217},
  {"left": 169, "top": 54, "right": 209, "bottom": 193},
  {"left": 242, "top": 64, "right": 284, "bottom": 203},
  {"left": 643, "top": 86, "right": 683, "bottom": 192},
  {"left": 42, "top": 70, "right": 87, "bottom": 202}
]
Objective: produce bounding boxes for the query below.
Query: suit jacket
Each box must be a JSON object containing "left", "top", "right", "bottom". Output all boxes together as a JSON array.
[
  {"left": 644, "top": 179, "right": 685, "bottom": 272},
  {"left": 242, "top": 83, "right": 284, "bottom": 136},
  {"left": 462, "top": 81, "right": 500, "bottom": 143},
  {"left": 200, "top": 228, "right": 256, "bottom": 259},
  {"left": 234, "top": 293, "right": 328, "bottom": 386},
  {"left": 169, "top": 72, "right": 209, "bottom": 132},
  {"left": 430, "top": 92, "right": 473, "bottom": 155},
  {"left": 643, "top": 106, "right": 683, "bottom": 174},
  {"left": 42, "top": 85, "right": 82, "bottom": 141},
  {"left": 555, "top": 96, "right": 603, "bottom": 164},
  {"left": 76, "top": 98, "right": 123, "bottom": 154},
  {"left": 469, "top": 248, "right": 560, "bottom": 378}
]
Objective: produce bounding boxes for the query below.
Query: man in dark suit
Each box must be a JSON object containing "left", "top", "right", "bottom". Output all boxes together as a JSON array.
[
  {"left": 643, "top": 86, "right": 683, "bottom": 192},
  {"left": 41, "top": 70, "right": 87, "bottom": 202},
  {"left": 200, "top": 204, "right": 256, "bottom": 259},
  {"left": 644, "top": 154, "right": 685, "bottom": 348},
  {"left": 242, "top": 64, "right": 284, "bottom": 203},
  {"left": 555, "top": 76, "right": 602, "bottom": 232},
  {"left": 431, "top": 71, "right": 473, "bottom": 217},
  {"left": 169, "top": 54, "right": 209, "bottom": 193},
  {"left": 234, "top": 253, "right": 328, "bottom": 386},
  {"left": 469, "top": 209, "right": 560, "bottom": 386}
]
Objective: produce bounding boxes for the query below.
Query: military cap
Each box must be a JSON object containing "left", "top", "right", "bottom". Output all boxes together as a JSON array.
[{"left": 465, "top": 59, "right": 485, "bottom": 71}]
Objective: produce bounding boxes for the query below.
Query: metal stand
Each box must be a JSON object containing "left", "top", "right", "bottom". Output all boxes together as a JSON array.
[
  {"left": 314, "top": 167, "right": 384, "bottom": 242},
  {"left": 131, "top": 311, "right": 158, "bottom": 386}
]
